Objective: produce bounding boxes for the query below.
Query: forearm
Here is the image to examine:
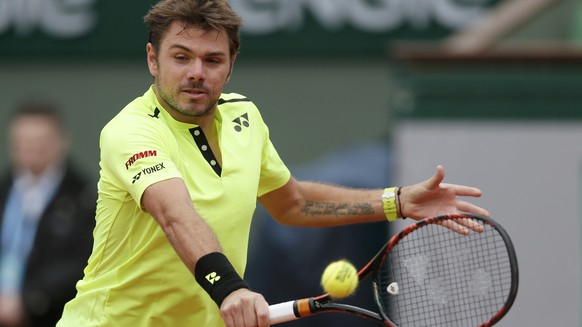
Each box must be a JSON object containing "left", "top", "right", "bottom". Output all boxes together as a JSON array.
[
  {"left": 143, "top": 178, "right": 249, "bottom": 308},
  {"left": 264, "top": 179, "right": 389, "bottom": 227},
  {"left": 142, "top": 178, "right": 222, "bottom": 273},
  {"left": 159, "top": 211, "right": 222, "bottom": 273},
  {"left": 156, "top": 212, "right": 252, "bottom": 308}
]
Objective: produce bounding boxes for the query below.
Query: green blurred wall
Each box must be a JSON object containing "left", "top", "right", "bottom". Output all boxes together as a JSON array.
[
  {"left": 0, "top": 58, "right": 392, "bottom": 179},
  {"left": 0, "top": 0, "right": 579, "bottom": 178}
]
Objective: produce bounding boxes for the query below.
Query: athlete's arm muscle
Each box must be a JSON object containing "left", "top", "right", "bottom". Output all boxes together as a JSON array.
[
  {"left": 142, "top": 177, "right": 270, "bottom": 326},
  {"left": 142, "top": 177, "right": 221, "bottom": 272},
  {"left": 258, "top": 177, "right": 386, "bottom": 228},
  {"left": 259, "top": 167, "right": 490, "bottom": 227}
]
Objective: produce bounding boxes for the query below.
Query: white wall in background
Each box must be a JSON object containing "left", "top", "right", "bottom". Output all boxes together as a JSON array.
[{"left": 394, "top": 121, "right": 582, "bottom": 327}]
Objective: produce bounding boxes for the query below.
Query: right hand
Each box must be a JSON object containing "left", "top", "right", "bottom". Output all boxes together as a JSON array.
[
  {"left": 220, "top": 289, "right": 270, "bottom": 327},
  {"left": 400, "top": 165, "right": 489, "bottom": 219}
]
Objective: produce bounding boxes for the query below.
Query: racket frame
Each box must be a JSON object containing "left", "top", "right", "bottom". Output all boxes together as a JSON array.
[{"left": 268, "top": 213, "right": 519, "bottom": 327}]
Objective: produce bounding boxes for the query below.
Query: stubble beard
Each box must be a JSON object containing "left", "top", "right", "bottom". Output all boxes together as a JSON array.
[{"left": 157, "top": 81, "right": 217, "bottom": 119}]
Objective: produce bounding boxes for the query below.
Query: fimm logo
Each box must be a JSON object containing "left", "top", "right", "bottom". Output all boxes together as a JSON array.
[{"left": 125, "top": 150, "right": 157, "bottom": 170}]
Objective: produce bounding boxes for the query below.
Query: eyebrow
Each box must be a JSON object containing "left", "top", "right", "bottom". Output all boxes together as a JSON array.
[{"left": 168, "top": 44, "right": 227, "bottom": 57}]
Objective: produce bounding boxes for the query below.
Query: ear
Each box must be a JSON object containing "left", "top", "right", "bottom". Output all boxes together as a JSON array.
[
  {"left": 226, "top": 54, "right": 237, "bottom": 83},
  {"left": 146, "top": 43, "right": 158, "bottom": 77}
]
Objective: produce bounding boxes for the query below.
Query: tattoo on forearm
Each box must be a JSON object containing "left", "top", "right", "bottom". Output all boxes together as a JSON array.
[{"left": 301, "top": 201, "right": 374, "bottom": 217}]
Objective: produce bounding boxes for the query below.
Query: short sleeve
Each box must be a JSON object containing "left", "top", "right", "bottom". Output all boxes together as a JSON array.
[
  {"left": 257, "top": 125, "right": 291, "bottom": 196},
  {"left": 99, "top": 118, "right": 183, "bottom": 207}
]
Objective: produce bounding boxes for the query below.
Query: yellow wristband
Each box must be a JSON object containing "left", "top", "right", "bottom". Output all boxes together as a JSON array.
[{"left": 382, "top": 187, "right": 398, "bottom": 222}]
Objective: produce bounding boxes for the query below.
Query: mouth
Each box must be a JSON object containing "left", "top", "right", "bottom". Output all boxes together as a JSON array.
[{"left": 182, "top": 88, "right": 207, "bottom": 97}]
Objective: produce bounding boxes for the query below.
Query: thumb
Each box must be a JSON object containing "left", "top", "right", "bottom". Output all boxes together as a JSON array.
[{"left": 425, "top": 165, "right": 445, "bottom": 190}]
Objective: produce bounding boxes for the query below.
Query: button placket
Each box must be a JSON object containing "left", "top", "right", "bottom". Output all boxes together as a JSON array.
[{"left": 189, "top": 127, "right": 222, "bottom": 176}]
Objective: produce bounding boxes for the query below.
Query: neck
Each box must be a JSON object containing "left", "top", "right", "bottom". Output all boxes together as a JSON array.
[{"left": 193, "top": 113, "right": 216, "bottom": 131}]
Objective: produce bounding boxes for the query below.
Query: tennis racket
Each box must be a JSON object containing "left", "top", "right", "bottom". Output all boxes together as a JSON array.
[{"left": 268, "top": 212, "right": 518, "bottom": 326}]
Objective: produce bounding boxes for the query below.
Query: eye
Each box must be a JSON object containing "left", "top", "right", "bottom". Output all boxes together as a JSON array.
[
  {"left": 206, "top": 58, "right": 221, "bottom": 64},
  {"left": 174, "top": 55, "right": 189, "bottom": 62}
]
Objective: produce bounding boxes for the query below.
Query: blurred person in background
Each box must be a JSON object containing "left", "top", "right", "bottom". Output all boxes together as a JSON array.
[{"left": 0, "top": 100, "right": 96, "bottom": 327}]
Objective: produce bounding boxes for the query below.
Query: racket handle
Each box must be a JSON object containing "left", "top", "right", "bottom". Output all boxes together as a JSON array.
[{"left": 269, "top": 300, "right": 299, "bottom": 324}]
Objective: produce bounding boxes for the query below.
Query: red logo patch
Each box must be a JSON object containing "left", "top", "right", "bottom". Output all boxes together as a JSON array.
[{"left": 125, "top": 150, "right": 157, "bottom": 169}]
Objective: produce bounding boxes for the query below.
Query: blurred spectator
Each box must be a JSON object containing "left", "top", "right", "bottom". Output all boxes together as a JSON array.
[
  {"left": 247, "top": 138, "right": 392, "bottom": 327},
  {"left": 0, "top": 100, "right": 95, "bottom": 327}
]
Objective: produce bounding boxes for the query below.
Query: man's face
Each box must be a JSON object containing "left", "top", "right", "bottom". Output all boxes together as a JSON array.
[
  {"left": 147, "top": 21, "right": 235, "bottom": 124},
  {"left": 9, "top": 115, "right": 68, "bottom": 176}
]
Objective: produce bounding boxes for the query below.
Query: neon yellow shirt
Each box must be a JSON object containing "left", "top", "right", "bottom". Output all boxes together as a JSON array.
[{"left": 58, "top": 86, "right": 290, "bottom": 326}]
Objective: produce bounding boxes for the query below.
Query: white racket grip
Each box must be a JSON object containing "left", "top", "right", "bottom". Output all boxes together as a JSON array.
[{"left": 269, "top": 301, "right": 298, "bottom": 324}]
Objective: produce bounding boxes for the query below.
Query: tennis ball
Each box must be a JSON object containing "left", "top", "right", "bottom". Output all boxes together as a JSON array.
[{"left": 320, "top": 260, "right": 358, "bottom": 298}]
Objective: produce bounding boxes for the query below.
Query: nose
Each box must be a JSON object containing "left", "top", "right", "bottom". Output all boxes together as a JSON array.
[{"left": 188, "top": 59, "right": 205, "bottom": 81}]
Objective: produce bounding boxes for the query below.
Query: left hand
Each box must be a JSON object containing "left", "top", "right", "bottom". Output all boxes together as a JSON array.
[{"left": 399, "top": 165, "right": 490, "bottom": 220}]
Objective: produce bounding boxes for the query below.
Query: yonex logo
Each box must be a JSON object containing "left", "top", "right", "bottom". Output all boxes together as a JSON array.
[
  {"left": 132, "top": 172, "right": 142, "bottom": 184},
  {"left": 131, "top": 163, "right": 166, "bottom": 184},
  {"left": 232, "top": 113, "right": 249, "bottom": 132},
  {"left": 205, "top": 272, "right": 221, "bottom": 284}
]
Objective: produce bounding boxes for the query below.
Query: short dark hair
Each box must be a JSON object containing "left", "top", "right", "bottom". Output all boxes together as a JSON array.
[
  {"left": 10, "top": 99, "right": 65, "bottom": 132},
  {"left": 144, "top": 0, "right": 242, "bottom": 57}
]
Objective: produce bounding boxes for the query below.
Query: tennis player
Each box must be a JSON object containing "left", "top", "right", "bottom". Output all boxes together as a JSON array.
[{"left": 57, "top": 0, "right": 489, "bottom": 326}]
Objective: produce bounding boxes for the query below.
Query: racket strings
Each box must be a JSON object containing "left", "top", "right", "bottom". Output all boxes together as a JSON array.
[{"left": 376, "top": 218, "right": 514, "bottom": 327}]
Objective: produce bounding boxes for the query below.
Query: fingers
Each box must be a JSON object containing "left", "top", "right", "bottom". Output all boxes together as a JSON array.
[
  {"left": 438, "top": 218, "right": 485, "bottom": 235},
  {"left": 221, "top": 289, "right": 270, "bottom": 327},
  {"left": 437, "top": 219, "right": 470, "bottom": 235},
  {"left": 425, "top": 165, "right": 446, "bottom": 190},
  {"left": 454, "top": 217, "right": 485, "bottom": 233},
  {"left": 456, "top": 200, "right": 490, "bottom": 217},
  {"left": 243, "top": 295, "right": 269, "bottom": 327},
  {"left": 441, "top": 183, "right": 483, "bottom": 198}
]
